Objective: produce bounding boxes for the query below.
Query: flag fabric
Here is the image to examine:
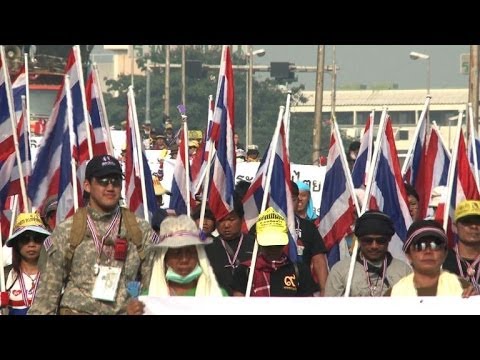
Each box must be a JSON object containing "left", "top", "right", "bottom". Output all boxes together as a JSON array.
[
  {"left": 190, "top": 96, "right": 215, "bottom": 196},
  {"left": 124, "top": 89, "right": 157, "bottom": 220},
  {"left": 319, "top": 129, "right": 356, "bottom": 252},
  {"left": 402, "top": 111, "right": 428, "bottom": 187},
  {"left": 8, "top": 66, "right": 31, "bottom": 205},
  {"left": 419, "top": 126, "right": 450, "bottom": 219},
  {"left": 169, "top": 128, "right": 195, "bottom": 215},
  {"left": 352, "top": 111, "right": 373, "bottom": 188},
  {"left": 242, "top": 120, "right": 297, "bottom": 262},
  {"left": 0, "top": 51, "right": 17, "bottom": 214},
  {"left": 28, "top": 49, "right": 84, "bottom": 223},
  {"left": 208, "top": 46, "right": 236, "bottom": 221},
  {"left": 85, "top": 65, "right": 111, "bottom": 156},
  {"left": 469, "top": 137, "right": 480, "bottom": 186},
  {"left": 366, "top": 115, "right": 412, "bottom": 261},
  {"left": 443, "top": 130, "right": 480, "bottom": 248}
]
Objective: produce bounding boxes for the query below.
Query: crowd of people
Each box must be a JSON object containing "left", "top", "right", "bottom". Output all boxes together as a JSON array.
[{"left": 0, "top": 146, "right": 478, "bottom": 315}]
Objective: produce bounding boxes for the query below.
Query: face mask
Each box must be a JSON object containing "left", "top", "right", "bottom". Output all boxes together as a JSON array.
[{"left": 165, "top": 264, "right": 203, "bottom": 284}]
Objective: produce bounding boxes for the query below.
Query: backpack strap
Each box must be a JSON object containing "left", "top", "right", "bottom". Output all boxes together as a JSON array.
[
  {"left": 121, "top": 208, "right": 145, "bottom": 261},
  {"left": 65, "top": 207, "right": 88, "bottom": 276}
]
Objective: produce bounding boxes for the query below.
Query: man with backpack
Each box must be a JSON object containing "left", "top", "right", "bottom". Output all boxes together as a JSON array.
[{"left": 28, "top": 155, "right": 160, "bottom": 315}]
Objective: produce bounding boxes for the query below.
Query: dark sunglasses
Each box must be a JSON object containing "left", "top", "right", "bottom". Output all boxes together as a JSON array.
[
  {"left": 411, "top": 239, "right": 445, "bottom": 252},
  {"left": 359, "top": 236, "right": 389, "bottom": 245},
  {"left": 18, "top": 236, "right": 44, "bottom": 245},
  {"left": 95, "top": 176, "right": 122, "bottom": 187}
]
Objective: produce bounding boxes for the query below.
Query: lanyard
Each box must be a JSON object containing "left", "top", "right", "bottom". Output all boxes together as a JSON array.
[
  {"left": 362, "top": 256, "right": 387, "bottom": 297},
  {"left": 454, "top": 245, "right": 480, "bottom": 291},
  {"left": 221, "top": 234, "right": 244, "bottom": 271}
]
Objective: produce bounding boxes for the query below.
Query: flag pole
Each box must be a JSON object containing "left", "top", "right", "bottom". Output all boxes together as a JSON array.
[
  {"left": 468, "top": 103, "right": 480, "bottom": 191},
  {"left": 443, "top": 110, "right": 463, "bottom": 232},
  {"left": 65, "top": 75, "right": 79, "bottom": 212},
  {"left": 344, "top": 107, "right": 388, "bottom": 297},
  {"left": 283, "top": 91, "right": 292, "bottom": 151},
  {"left": 181, "top": 114, "right": 191, "bottom": 217},
  {"left": 401, "top": 96, "right": 431, "bottom": 178},
  {"left": 73, "top": 45, "right": 93, "bottom": 159},
  {"left": 128, "top": 86, "right": 149, "bottom": 221},
  {"left": 245, "top": 106, "right": 285, "bottom": 297},
  {"left": 93, "top": 63, "right": 114, "bottom": 156},
  {"left": 198, "top": 95, "right": 215, "bottom": 230}
]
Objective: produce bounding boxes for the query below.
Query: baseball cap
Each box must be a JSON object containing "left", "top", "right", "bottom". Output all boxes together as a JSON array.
[
  {"left": 454, "top": 200, "right": 480, "bottom": 222},
  {"left": 6, "top": 212, "right": 51, "bottom": 247},
  {"left": 85, "top": 155, "right": 123, "bottom": 180},
  {"left": 429, "top": 186, "right": 447, "bottom": 208},
  {"left": 165, "top": 122, "right": 173, "bottom": 129},
  {"left": 256, "top": 207, "right": 289, "bottom": 246},
  {"left": 403, "top": 219, "right": 447, "bottom": 252}
]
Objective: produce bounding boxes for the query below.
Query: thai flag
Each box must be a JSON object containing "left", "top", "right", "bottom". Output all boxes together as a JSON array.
[
  {"left": 0, "top": 50, "right": 17, "bottom": 214},
  {"left": 419, "top": 125, "right": 450, "bottom": 219},
  {"left": 169, "top": 128, "right": 195, "bottom": 215},
  {"left": 208, "top": 46, "right": 236, "bottom": 221},
  {"left": 443, "top": 130, "right": 480, "bottom": 247},
  {"left": 85, "top": 64, "right": 111, "bottom": 156},
  {"left": 319, "top": 128, "right": 356, "bottom": 253},
  {"left": 402, "top": 105, "right": 428, "bottom": 187},
  {"left": 28, "top": 49, "right": 85, "bottom": 223},
  {"left": 190, "top": 96, "right": 215, "bottom": 196},
  {"left": 352, "top": 111, "right": 373, "bottom": 188},
  {"left": 8, "top": 65, "right": 31, "bottom": 203},
  {"left": 366, "top": 115, "right": 412, "bottom": 261},
  {"left": 469, "top": 137, "right": 480, "bottom": 186},
  {"left": 242, "top": 119, "right": 297, "bottom": 262},
  {"left": 125, "top": 89, "right": 156, "bottom": 220}
]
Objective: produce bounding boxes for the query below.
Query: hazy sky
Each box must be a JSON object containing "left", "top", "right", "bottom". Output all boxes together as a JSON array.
[{"left": 254, "top": 45, "right": 470, "bottom": 91}]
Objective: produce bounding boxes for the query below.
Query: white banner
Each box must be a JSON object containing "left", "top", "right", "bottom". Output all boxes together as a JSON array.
[{"left": 139, "top": 295, "right": 480, "bottom": 315}]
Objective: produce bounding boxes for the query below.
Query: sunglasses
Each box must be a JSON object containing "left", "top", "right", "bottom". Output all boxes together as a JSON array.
[
  {"left": 411, "top": 239, "right": 446, "bottom": 252},
  {"left": 359, "top": 236, "right": 389, "bottom": 245},
  {"left": 95, "top": 176, "right": 122, "bottom": 187}
]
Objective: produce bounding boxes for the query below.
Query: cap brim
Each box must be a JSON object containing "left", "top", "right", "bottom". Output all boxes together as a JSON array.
[
  {"left": 403, "top": 229, "right": 447, "bottom": 252},
  {"left": 257, "top": 231, "right": 289, "bottom": 247},
  {"left": 155, "top": 235, "right": 212, "bottom": 248},
  {"left": 456, "top": 214, "right": 480, "bottom": 222},
  {"left": 6, "top": 226, "right": 51, "bottom": 247},
  {"left": 93, "top": 168, "right": 124, "bottom": 179}
]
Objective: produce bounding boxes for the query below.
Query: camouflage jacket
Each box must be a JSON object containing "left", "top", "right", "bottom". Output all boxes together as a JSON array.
[{"left": 28, "top": 206, "right": 159, "bottom": 315}]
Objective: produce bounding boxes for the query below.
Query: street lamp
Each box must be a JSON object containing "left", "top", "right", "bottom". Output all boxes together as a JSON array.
[
  {"left": 246, "top": 46, "right": 266, "bottom": 147},
  {"left": 409, "top": 51, "right": 431, "bottom": 95}
]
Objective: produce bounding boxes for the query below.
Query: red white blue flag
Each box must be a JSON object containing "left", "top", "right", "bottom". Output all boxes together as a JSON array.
[{"left": 208, "top": 46, "right": 236, "bottom": 221}]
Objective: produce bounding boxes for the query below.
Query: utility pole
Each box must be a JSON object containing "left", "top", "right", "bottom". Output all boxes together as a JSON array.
[
  {"left": 144, "top": 45, "right": 151, "bottom": 124},
  {"left": 181, "top": 45, "right": 186, "bottom": 107},
  {"left": 312, "top": 45, "right": 325, "bottom": 164},
  {"left": 248, "top": 45, "right": 254, "bottom": 147},
  {"left": 469, "top": 45, "right": 479, "bottom": 133},
  {"left": 331, "top": 45, "right": 337, "bottom": 121},
  {"left": 164, "top": 45, "right": 170, "bottom": 118}
]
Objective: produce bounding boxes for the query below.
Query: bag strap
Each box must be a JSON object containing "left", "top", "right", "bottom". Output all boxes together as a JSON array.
[{"left": 122, "top": 208, "right": 145, "bottom": 261}]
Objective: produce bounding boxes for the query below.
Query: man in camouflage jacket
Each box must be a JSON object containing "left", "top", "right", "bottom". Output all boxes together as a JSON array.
[{"left": 29, "top": 155, "right": 159, "bottom": 315}]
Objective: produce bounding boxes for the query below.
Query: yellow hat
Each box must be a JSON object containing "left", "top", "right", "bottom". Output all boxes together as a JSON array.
[
  {"left": 256, "top": 207, "right": 288, "bottom": 246},
  {"left": 153, "top": 177, "right": 168, "bottom": 196},
  {"left": 6, "top": 212, "right": 51, "bottom": 247},
  {"left": 188, "top": 140, "right": 199, "bottom": 148},
  {"left": 455, "top": 200, "right": 480, "bottom": 222}
]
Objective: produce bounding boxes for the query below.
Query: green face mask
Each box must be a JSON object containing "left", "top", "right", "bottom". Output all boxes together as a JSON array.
[{"left": 165, "top": 264, "right": 203, "bottom": 284}]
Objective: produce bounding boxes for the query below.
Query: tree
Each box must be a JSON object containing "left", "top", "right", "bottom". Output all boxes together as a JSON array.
[{"left": 102, "top": 46, "right": 321, "bottom": 164}]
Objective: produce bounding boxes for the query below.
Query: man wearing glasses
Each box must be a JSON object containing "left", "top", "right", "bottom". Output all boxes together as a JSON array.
[
  {"left": 29, "top": 155, "right": 159, "bottom": 315},
  {"left": 325, "top": 211, "right": 411, "bottom": 296},
  {"left": 443, "top": 200, "right": 480, "bottom": 293}
]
